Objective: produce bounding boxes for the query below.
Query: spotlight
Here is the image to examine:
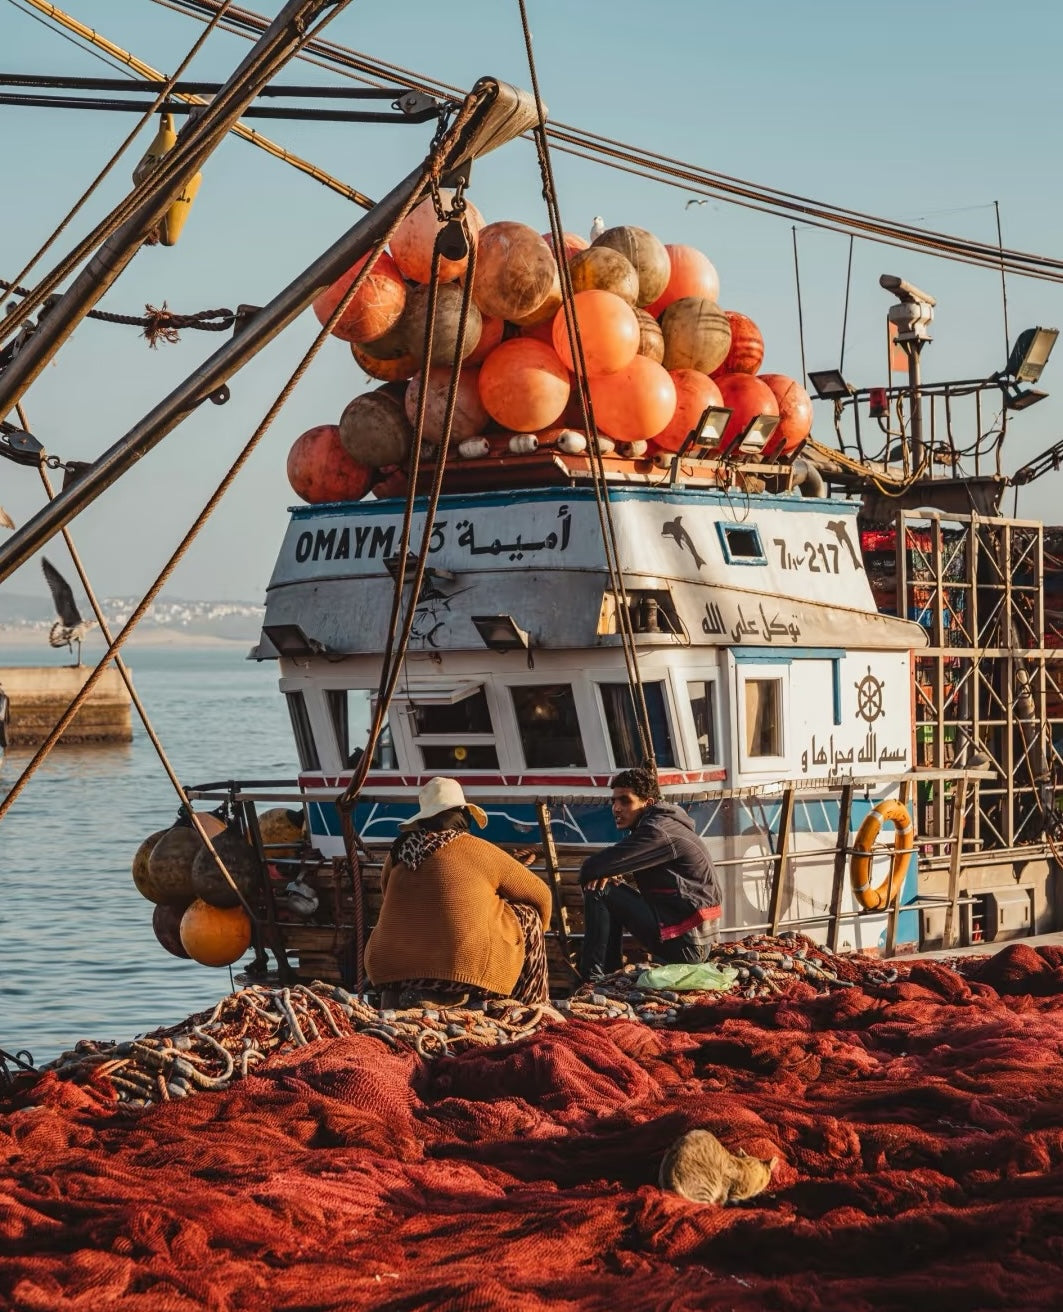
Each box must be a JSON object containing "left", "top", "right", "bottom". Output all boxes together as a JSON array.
[
  {"left": 808, "top": 369, "right": 853, "bottom": 400},
  {"left": 1006, "top": 327, "right": 1059, "bottom": 384},
  {"left": 471, "top": 614, "right": 530, "bottom": 652}
]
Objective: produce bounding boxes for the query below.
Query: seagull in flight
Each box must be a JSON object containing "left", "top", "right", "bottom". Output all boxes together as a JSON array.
[
  {"left": 42, "top": 558, "right": 94, "bottom": 666},
  {"left": 685, "top": 198, "right": 709, "bottom": 209}
]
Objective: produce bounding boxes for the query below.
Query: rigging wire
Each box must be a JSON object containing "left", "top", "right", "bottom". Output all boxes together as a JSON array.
[
  {"left": 515, "top": 0, "right": 656, "bottom": 772},
  {"left": 0, "top": 0, "right": 236, "bottom": 352},
  {"left": 152, "top": 0, "right": 1063, "bottom": 286}
]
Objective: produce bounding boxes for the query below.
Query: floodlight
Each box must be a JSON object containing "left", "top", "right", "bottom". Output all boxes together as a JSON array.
[
  {"left": 262, "top": 624, "right": 330, "bottom": 658},
  {"left": 808, "top": 369, "right": 853, "bottom": 400},
  {"left": 1003, "top": 386, "right": 1048, "bottom": 412},
  {"left": 1006, "top": 327, "right": 1059, "bottom": 384},
  {"left": 471, "top": 614, "right": 530, "bottom": 652}
]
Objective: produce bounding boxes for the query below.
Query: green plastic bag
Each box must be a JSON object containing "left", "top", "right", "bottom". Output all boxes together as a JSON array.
[{"left": 636, "top": 961, "right": 739, "bottom": 992}]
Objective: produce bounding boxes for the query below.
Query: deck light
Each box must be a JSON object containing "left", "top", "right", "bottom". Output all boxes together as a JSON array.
[
  {"left": 719, "top": 413, "right": 781, "bottom": 460},
  {"left": 808, "top": 369, "right": 853, "bottom": 400},
  {"left": 472, "top": 614, "right": 530, "bottom": 653},
  {"left": 1003, "top": 386, "right": 1049, "bottom": 412},
  {"left": 679, "top": 404, "right": 734, "bottom": 458},
  {"left": 262, "top": 623, "right": 329, "bottom": 658},
  {"left": 1005, "top": 327, "right": 1059, "bottom": 384}
]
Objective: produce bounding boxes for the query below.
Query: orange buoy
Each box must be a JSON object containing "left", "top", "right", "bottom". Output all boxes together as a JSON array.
[
  {"left": 312, "top": 251, "right": 407, "bottom": 344},
  {"left": 398, "top": 283, "right": 483, "bottom": 366},
  {"left": 651, "top": 369, "right": 726, "bottom": 453},
  {"left": 472, "top": 222, "right": 559, "bottom": 322},
  {"left": 713, "top": 311, "right": 765, "bottom": 376},
  {"left": 520, "top": 318, "right": 556, "bottom": 344},
  {"left": 634, "top": 308, "right": 665, "bottom": 363},
  {"left": 759, "top": 373, "right": 814, "bottom": 451},
  {"left": 478, "top": 338, "right": 571, "bottom": 432},
  {"left": 371, "top": 466, "right": 410, "bottom": 499},
  {"left": 467, "top": 314, "right": 506, "bottom": 365},
  {"left": 351, "top": 340, "right": 419, "bottom": 382},
  {"left": 339, "top": 385, "right": 413, "bottom": 469},
  {"left": 153, "top": 901, "right": 191, "bottom": 959},
  {"left": 645, "top": 244, "right": 721, "bottom": 317},
  {"left": 551, "top": 290, "right": 640, "bottom": 376},
  {"left": 589, "top": 356, "right": 677, "bottom": 442},
  {"left": 509, "top": 271, "right": 563, "bottom": 328},
  {"left": 389, "top": 191, "right": 485, "bottom": 283},
  {"left": 591, "top": 225, "right": 670, "bottom": 307},
  {"left": 179, "top": 898, "right": 252, "bottom": 968},
  {"left": 405, "top": 367, "right": 489, "bottom": 442},
  {"left": 715, "top": 373, "right": 780, "bottom": 451},
  {"left": 542, "top": 230, "right": 589, "bottom": 261},
  {"left": 141, "top": 814, "right": 226, "bottom": 906},
  {"left": 567, "top": 246, "right": 640, "bottom": 306},
  {"left": 287, "top": 425, "right": 375, "bottom": 504},
  {"left": 660, "top": 297, "right": 732, "bottom": 374}
]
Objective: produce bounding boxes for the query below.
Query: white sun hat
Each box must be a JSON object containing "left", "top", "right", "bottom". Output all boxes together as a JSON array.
[{"left": 402, "top": 777, "right": 488, "bottom": 830}]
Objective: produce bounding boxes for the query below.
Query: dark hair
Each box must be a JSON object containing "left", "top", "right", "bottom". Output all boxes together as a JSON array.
[{"left": 610, "top": 767, "right": 660, "bottom": 802}]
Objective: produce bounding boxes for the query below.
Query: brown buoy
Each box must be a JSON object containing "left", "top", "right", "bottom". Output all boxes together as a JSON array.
[
  {"left": 142, "top": 814, "right": 225, "bottom": 906},
  {"left": 190, "top": 826, "right": 263, "bottom": 910}
]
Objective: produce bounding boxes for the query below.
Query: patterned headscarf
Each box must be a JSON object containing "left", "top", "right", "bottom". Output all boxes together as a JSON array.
[{"left": 394, "top": 828, "right": 461, "bottom": 871}]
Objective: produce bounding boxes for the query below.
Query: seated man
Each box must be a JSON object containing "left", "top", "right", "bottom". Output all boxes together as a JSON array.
[{"left": 579, "top": 767, "right": 721, "bottom": 981}]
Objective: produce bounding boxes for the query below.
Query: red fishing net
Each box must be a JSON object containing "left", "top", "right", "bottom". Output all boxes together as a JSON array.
[{"left": 4, "top": 944, "right": 1063, "bottom": 1311}]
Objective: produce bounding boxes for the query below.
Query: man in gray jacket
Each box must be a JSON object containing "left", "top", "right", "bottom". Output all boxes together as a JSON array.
[{"left": 579, "top": 767, "right": 722, "bottom": 981}]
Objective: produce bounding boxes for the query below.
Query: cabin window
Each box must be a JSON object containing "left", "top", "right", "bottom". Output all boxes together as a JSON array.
[
  {"left": 716, "top": 522, "right": 766, "bottom": 565},
  {"left": 284, "top": 691, "right": 320, "bottom": 772},
  {"left": 511, "top": 684, "right": 587, "bottom": 768},
  {"left": 599, "top": 681, "right": 676, "bottom": 768},
  {"left": 326, "top": 690, "right": 396, "bottom": 769},
  {"left": 408, "top": 686, "right": 499, "bottom": 771},
  {"left": 687, "top": 679, "right": 718, "bottom": 765},
  {"left": 744, "top": 677, "right": 783, "bottom": 757}
]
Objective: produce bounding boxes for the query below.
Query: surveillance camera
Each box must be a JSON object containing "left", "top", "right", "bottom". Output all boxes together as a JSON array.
[{"left": 879, "top": 274, "right": 936, "bottom": 307}]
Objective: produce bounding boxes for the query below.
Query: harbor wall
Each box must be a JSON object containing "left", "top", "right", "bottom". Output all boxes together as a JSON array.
[{"left": 0, "top": 665, "right": 132, "bottom": 746}]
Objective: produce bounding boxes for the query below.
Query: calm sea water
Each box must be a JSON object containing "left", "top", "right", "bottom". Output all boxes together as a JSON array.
[{"left": 0, "top": 645, "right": 296, "bottom": 1067}]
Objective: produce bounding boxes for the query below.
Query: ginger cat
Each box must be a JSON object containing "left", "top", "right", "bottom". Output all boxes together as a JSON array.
[{"left": 659, "top": 1129, "right": 777, "bottom": 1205}]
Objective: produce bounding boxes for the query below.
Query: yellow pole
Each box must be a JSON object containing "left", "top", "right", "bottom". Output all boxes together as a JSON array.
[{"left": 19, "top": 0, "right": 375, "bottom": 209}]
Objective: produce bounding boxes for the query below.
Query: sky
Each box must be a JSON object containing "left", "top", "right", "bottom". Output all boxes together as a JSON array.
[{"left": 2, "top": 0, "right": 1063, "bottom": 601}]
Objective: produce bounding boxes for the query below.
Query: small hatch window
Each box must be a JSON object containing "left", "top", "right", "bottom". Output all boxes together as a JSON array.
[
  {"left": 326, "top": 690, "right": 396, "bottom": 769},
  {"left": 408, "top": 686, "right": 499, "bottom": 770},
  {"left": 687, "top": 680, "right": 718, "bottom": 765},
  {"left": 600, "top": 681, "right": 676, "bottom": 768},
  {"left": 284, "top": 691, "right": 320, "bottom": 771},
  {"left": 511, "top": 684, "right": 587, "bottom": 768},
  {"left": 717, "top": 522, "right": 766, "bottom": 565}
]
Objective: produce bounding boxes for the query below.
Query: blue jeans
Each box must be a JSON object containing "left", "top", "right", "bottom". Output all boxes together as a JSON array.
[{"left": 580, "top": 883, "right": 712, "bottom": 980}]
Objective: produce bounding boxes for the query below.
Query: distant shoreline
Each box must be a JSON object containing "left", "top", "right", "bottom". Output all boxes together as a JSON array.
[{"left": 0, "top": 629, "right": 253, "bottom": 650}]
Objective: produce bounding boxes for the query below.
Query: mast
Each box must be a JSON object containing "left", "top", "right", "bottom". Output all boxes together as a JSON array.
[
  {"left": 0, "top": 77, "right": 538, "bottom": 583},
  {"left": 0, "top": 0, "right": 354, "bottom": 418}
]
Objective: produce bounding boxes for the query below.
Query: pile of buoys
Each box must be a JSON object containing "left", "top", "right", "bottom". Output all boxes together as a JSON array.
[
  {"left": 286, "top": 202, "right": 815, "bottom": 503},
  {"left": 129, "top": 809, "right": 299, "bottom": 969}
]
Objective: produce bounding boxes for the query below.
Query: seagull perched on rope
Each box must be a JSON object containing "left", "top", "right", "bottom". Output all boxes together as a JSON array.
[{"left": 42, "top": 558, "right": 94, "bottom": 666}]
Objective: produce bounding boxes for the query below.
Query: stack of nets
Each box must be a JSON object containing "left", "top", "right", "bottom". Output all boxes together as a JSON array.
[{"left": 4, "top": 937, "right": 1063, "bottom": 1310}]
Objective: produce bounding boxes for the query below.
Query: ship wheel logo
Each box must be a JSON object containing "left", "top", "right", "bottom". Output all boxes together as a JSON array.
[{"left": 855, "top": 666, "right": 885, "bottom": 723}]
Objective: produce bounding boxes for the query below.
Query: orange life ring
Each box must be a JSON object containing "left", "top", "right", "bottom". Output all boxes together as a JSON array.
[{"left": 849, "top": 799, "right": 913, "bottom": 911}]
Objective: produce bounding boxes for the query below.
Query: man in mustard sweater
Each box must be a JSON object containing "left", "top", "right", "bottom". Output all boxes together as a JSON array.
[
  {"left": 365, "top": 777, "right": 553, "bottom": 1004},
  {"left": 579, "top": 768, "right": 722, "bottom": 981}
]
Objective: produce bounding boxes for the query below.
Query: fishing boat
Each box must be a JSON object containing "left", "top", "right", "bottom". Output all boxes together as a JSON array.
[{"left": 6, "top": 5, "right": 1063, "bottom": 1307}]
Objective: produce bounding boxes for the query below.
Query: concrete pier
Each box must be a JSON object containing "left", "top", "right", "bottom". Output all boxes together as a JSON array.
[{"left": 0, "top": 665, "right": 133, "bottom": 746}]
